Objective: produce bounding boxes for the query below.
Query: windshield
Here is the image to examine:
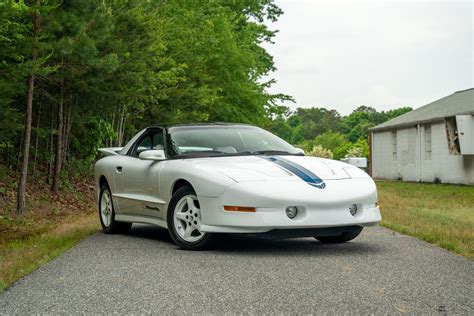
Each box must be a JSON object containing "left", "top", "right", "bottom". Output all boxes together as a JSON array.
[{"left": 167, "top": 125, "right": 301, "bottom": 158}]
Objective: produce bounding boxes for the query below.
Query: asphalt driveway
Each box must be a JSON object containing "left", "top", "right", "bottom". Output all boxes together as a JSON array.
[{"left": 0, "top": 225, "right": 472, "bottom": 314}]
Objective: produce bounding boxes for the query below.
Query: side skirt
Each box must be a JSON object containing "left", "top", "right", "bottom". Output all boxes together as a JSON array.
[{"left": 115, "top": 214, "right": 168, "bottom": 229}]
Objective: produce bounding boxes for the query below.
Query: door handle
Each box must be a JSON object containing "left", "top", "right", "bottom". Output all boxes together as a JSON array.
[{"left": 116, "top": 166, "right": 123, "bottom": 173}]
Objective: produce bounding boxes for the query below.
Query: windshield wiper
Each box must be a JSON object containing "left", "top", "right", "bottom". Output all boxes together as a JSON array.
[
  {"left": 173, "top": 150, "right": 233, "bottom": 159},
  {"left": 174, "top": 150, "right": 304, "bottom": 159},
  {"left": 240, "top": 150, "right": 304, "bottom": 156}
]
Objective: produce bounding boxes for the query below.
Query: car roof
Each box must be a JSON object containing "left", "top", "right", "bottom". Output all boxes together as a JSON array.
[{"left": 150, "top": 122, "right": 254, "bottom": 130}]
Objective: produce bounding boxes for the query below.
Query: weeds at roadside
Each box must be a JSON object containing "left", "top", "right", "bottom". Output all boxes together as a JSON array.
[
  {"left": 0, "top": 165, "right": 99, "bottom": 291},
  {"left": 378, "top": 181, "right": 474, "bottom": 259}
]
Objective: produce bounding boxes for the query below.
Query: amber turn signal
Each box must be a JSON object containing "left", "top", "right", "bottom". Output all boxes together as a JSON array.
[{"left": 223, "top": 205, "right": 256, "bottom": 212}]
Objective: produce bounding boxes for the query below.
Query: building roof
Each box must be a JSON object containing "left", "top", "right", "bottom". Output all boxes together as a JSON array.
[{"left": 371, "top": 88, "right": 474, "bottom": 131}]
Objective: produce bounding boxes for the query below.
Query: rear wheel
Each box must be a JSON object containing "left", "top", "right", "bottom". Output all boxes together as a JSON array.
[
  {"left": 99, "top": 182, "right": 132, "bottom": 234},
  {"left": 167, "top": 186, "right": 213, "bottom": 250},
  {"left": 314, "top": 227, "right": 363, "bottom": 243}
]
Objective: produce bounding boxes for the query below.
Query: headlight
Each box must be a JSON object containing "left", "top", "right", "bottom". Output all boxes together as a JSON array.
[{"left": 343, "top": 167, "right": 369, "bottom": 178}]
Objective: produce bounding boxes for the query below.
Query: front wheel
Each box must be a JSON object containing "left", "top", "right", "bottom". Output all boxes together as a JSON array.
[
  {"left": 314, "top": 227, "right": 363, "bottom": 243},
  {"left": 167, "top": 186, "right": 213, "bottom": 250}
]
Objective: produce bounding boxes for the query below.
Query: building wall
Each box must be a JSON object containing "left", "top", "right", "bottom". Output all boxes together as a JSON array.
[{"left": 371, "top": 119, "right": 474, "bottom": 184}]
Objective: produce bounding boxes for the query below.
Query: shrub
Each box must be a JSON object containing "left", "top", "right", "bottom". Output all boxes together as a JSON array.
[
  {"left": 346, "top": 146, "right": 364, "bottom": 158},
  {"left": 345, "top": 139, "right": 369, "bottom": 158},
  {"left": 307, "top": 145, "right": 333, "bottom": 159}
]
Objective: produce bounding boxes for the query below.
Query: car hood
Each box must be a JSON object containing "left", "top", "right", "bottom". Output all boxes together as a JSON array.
[{"left": 184, "top": 155, "right": 366, "bottom": 182}]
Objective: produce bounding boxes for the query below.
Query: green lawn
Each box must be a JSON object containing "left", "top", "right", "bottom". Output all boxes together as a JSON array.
[{"left": 377, "top": 181, "right": 474, "bottom": 259}]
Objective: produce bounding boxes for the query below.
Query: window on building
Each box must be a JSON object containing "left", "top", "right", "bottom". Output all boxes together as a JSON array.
[
  {"left": 391, "top": 131, "right": 397, "bottom": 161},
  {"left": 424, "top": 124, "right": 432, "bottom": 160}
]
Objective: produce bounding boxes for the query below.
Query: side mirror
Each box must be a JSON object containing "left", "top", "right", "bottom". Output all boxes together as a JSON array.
[{"left": 139, "top": 149, "right": 165, "bottom": 161}]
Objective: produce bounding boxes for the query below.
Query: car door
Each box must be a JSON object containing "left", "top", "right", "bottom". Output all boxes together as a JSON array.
[{"left": 113, "top": 128, "right": 167, "bottom": 219}]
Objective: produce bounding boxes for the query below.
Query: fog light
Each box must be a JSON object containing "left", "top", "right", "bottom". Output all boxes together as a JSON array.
[
  {"left": 286, "top": 206, "right": 298, "bottom": 219},
  {"left": 349, "top": 204, "right": 358, "bottom": 216}
]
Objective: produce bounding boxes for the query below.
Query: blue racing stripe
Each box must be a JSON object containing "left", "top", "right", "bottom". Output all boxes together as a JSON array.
[{"left": 262, "top": 156, "right": 326, "bottom": 189}]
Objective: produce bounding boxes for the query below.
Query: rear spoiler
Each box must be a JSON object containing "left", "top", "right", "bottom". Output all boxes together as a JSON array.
[{"left": 97, "top": 147, "right": 123, "bottom": 156}]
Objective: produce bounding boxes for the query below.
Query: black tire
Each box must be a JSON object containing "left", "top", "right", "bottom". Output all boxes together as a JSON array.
[
  {"left": 315, "top": 227, "right": 363, "bottom": 243},
  {"left": 99, "top": 182, "right": 132, "bottom": 234},
  {"left": 167, "top": 185, "right": 214, "bottom": 250}
]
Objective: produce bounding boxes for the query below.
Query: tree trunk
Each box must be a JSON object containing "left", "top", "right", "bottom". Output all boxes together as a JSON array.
[
  {"left": 61, "top": 102, "right": 68, "bottom": 164},
  {"left": 121, "top": 106, "right": 126, "bottom": 146},
  {"left": 17, "top": 76, "right": 35, "bottom": 214},
  {"left": 116, "top": 105, "right": 124, "bottom": 147},
  {"left": 17, "top": 1, "right": 41, "bottom": 215},
  {"left": 64, "top": 99, "right": 73, "bottom": 163},
  {"left": 109, "top": 110, "right": 116, "bottom": 147},
  {"left": 51, "top": 79, "right": 64, "bottom": 193},
  {"left": 47, "top": 102, "right": 54, "bottom": 184},
  {"left": 32, "top": 99, "right": 42, "bottom": 177},
  {"left": 16, "top": 127, "right": 24, "bottom": 172}
]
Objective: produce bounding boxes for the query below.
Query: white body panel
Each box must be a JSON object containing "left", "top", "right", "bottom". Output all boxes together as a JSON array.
[{"left": 95, "top": 151, "right": 381, "bottom": 233}]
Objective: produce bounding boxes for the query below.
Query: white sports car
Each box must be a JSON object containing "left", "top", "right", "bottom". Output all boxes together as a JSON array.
[{"left": 95, "top": 123, "right": 381, "bottom": 250}]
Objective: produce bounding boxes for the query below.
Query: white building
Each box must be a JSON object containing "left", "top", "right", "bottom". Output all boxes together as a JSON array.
[{"left": 370, "top": 88, "right": 474, "bottom": 185}]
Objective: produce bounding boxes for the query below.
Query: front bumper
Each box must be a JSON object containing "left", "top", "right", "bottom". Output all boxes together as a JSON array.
[{"left": 198, "top": 178, "right": 382, "bottom": 233}]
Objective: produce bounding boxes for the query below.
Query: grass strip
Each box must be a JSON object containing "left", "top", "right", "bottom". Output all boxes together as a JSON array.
[
  {"left": 0, "top": 213, "right": 99, "bottom": 291},
  {"left": 377, "top": 180, "right": 474, "bottom": 259}
]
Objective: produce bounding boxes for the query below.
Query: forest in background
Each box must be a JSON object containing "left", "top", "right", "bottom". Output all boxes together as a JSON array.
[
  {"left": 0, "top": 0, "right": 412, "bottom": 214},
  {"left": 269, "top": 105, "right": 411, "bottom": 159}
]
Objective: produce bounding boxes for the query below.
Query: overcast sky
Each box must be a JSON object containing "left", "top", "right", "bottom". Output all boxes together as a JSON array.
[{"left": 263, "top": 0, "right": 473, "bottom": 115}]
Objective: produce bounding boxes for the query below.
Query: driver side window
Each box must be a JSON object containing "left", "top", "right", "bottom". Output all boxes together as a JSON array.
[{"left": 132, "top": 129, "right": 164, "bottom": 158}]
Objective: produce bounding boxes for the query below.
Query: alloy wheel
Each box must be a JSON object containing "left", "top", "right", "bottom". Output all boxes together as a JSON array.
[
  {"left": 173, "top": 194, "right": 205, "bottom": 243},
  {"left": 100, "top": 189, "right": 113, "bottom": 227}
]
